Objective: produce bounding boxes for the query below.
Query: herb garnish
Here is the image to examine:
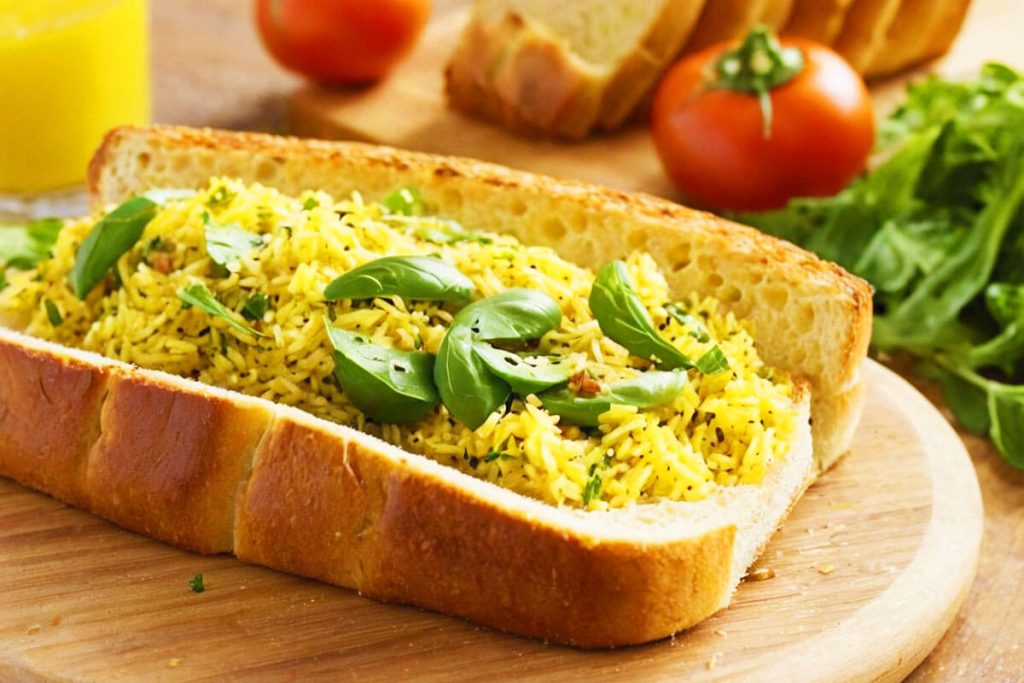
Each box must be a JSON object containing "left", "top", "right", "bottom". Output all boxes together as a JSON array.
[
  {"left": 325, "top": 321, "right": 439, "bottom": 423},
  {"left": 189, "top": 573, "right": 205, "bottom": 593},
  {"left": 44, "top": 299, "right": 63, "bottom": 327},
  {"left": 203, "top": 212, "right": 262, "bottom": 272},
  {"left": 177, "top": 282, "right": 263, "bottom": 338},
  {"left": 538, "top": 370, "right": 688, "bottom": 427},
  {"left": 0, "top": 218, "right": 62, "bottom": 271},
  {"left": 71, "top": 196, "right": 157, "bottom": 299},
  {"left": 323, "top": 255, "right": 475, "bottom": 306},
  {"left": 241, "top": 292, "right": 270, "bottom": 321}
]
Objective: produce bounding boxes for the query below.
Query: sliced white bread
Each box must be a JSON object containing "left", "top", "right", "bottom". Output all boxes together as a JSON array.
[
  {"left": 863, "top": 0, "right": 973, "bottom": 78},
  {"left": 445, "top": 0, "right": 706, "bottom": 138},
  {"left": 782, "top": 0, "right": 857, "bottom": 44}
]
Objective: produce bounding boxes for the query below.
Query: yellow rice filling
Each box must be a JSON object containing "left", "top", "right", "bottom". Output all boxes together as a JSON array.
[{"left": 0, "top": 179, "right": 798, "bottom": 510}]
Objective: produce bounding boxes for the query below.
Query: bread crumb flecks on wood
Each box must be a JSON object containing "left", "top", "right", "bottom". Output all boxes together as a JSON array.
[
  {"left": 707, "top": 652, "right": 723, "bottom": 670},
  {"left": 713, "top": 629, "right": 728, "bottom": 638},
  {"left": 50, "top": 613, "right": 62, "bottom": 627},
  {"left": 169, "top": 658, "right": 181, "bottom": 668},
  {"left": 815, "top": 563, "right": 837, "bottom": 575},
  {"left": 747, "top": 566, "right": 776, "bottom": 581},
  {"left": 25, "top": 624, "right": 42, "bottom": 636}
]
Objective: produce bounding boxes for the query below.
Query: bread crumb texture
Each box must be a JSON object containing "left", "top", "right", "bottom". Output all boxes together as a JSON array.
[{"left": 0, "top": 179, "right": 798, "bottom": 510}]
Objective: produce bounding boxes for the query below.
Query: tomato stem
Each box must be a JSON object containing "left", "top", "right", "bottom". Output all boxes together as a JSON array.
[{"left": 707, "top": 26, "right": 804, "bottom": 139}]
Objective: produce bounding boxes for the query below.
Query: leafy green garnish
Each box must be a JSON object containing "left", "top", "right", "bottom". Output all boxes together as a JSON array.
[
  {"left": 435, "top": 289, "right": 563, "bottom": 429},
  {"left": 44, "top": 299, "right": 63, "bottom": 327},
  {"left": 382, "top": 186, "right": 424, "bottom": 216},
  {"left": 203, "top": 212, "right": 262, "bottom": 272},
  {"left": 325, "top": 322, "right": 439, "bottom": 423},
  {"left": 472, "top": 342, "right": 573, "bottom": 396},
  {"left": 666, "top": 303, "right": 711, "bottom": 343},
  {"left": 738, "top": 63, "right": 1024, "bottom": 467},
  {"left": 302, "top": 196, "right": 319, "bottom": 211},
  {"left": 241, "top": 292, "right": 270, "bottom": 321},
  {"left": 539, "top": 370, "right": 687, "bottom": 427},
  {"left": 582, "top": 469, "right": 603, "bottom": 506},
  {"left": 323, "top": 255, "right": 475, "bottom": 306},
  {"left": 71, "top": 196, "right": 158, "bottom": 299},
  {"left": 177, "top": 282, "right": 263, "bottom": 338},
  {"left": 189, "top": 573, "right": 205, "bottom": 593},
  {"left": 590, "top": 261, "right": 694, "bottom": 370},
  {"left": 0, "top": 218, "right": 62, "bottom": 271},
  {"left": 696, "top": 346, "right": 730, "bottom": 375}
]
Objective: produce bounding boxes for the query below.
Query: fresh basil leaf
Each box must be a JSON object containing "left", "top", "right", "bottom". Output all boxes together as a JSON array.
[
  {"left": 539, "top": 370, "right": 687, "bottom": 427},
  {"left": 666, "top": 303, "right": 710, "bottom": 342},
  {"left": 937, "top": 366, "right": 992, "bottom": 435},
  {"left": 241, "top": 292, "right": 270, "bottom": 321},
  {"left": 325, "top": 323, "right": 439, "bottom": 424},
  {"left": 72, "top": 196, "right": 158, "bottom": 299},
  {"left": 142, "top": 188, "right": 197, "bottom": 206},
  {"left": 302, "top": 196, "right": 319, "bottom": 211},
  {"left": 590, "top": 261, "right": 693, "bottom": 370},
  {"left": 44, "top": 299, "right": 63, "bottom": 327},
  {"left": 473, "top": 342, "right": 572, "bottom": 395},
  {"left": 0, "top": 218, "right": 63, "bottom": 270},
  {"left": 323, "top": 255, "right": 475, "bottom": 306},
  {"left": 203, "top": 212, "right": 262, "bottom": 272},
  {"left": 458, "top": 288, "right": 563, "bottom": 342},
  {"left": 988, "top": 385, "right": 1024, "bottom": 468},
  {"left": 177, "top": 283, "right": 263, "bottom": 338},
  {"left": 435, "top": 288, "right": 563, "bottom": 428},
  {"left": 435, "top": 324, "right": 510, "bottom": 429},
  {"left": 382, "top": 186, "right": 424, "bottom": 216},
  {"left": 695, "top": 346, "right": 730, "bottom": 374}
]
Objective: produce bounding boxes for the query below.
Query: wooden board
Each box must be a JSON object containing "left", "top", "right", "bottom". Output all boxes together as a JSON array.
[
  {"left": 0, "top": 360, "right": 982, "bottom": 681},
  {"left": 287, "top": 0, "right": 1024, "bottom": 197}
]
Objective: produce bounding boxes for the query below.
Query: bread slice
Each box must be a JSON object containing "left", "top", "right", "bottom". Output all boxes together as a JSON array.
[
  {"left": 445, "top": 0, "right": 706, "bottom": 139},
  {"left": 0, "top": 124, "right": 871, "bottom": 646},
  {"left": 684, "top": 0, "right": 770, "bottom": 52},
  {"left": 831, "top": 0, "right": 903, "bottom": 72},
  {"left": 760, "top": 0, "right": 798, "bottom": 31},
  {"left": 863, "top": 0, "right": 973, "bottom": 79},
  {"left": 0, "top": 324, "right": 813, "bottom": 647},
  {"left": 782, "top": 0, "right": 857, "bottom": 44}
]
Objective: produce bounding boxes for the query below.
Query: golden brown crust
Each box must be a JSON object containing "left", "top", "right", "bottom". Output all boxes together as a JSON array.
[
  {"left": 0, "top": 339, "right": 108, "bottom": 508},
  {"left": 236, "top": 414, "right": 735, "bottom": 647},
  {"left": 85, "top": 369, "right": 272, "bottom": 554},
  {"left": 89, "top": 124, "right": 872, "bottom": 470},
  {"left": 782, "top": 0, "right": 856, "bottom": 44},
  {"left": 863, "top": 0, "right": 973, "bottom": 79},
  {"left": 684, "top": 0, "right": 769, "bottom": 52}
]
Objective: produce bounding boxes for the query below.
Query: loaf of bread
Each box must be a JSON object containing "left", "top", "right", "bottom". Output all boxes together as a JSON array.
[
  {"left": 0, "top": 125, "right": 872, "bottom": 646},
  {"left": 445, "top": 0, "right": 973, "bottom": 138}
]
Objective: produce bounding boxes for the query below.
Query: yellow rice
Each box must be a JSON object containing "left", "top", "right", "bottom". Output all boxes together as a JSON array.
[{"left": 0, "top": 178, "right": 798, "bottom": 510}]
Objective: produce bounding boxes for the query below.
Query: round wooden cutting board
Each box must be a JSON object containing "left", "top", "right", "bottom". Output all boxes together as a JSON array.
[{"left": 0, "top": 360, "right": 981, "bottom": 681}]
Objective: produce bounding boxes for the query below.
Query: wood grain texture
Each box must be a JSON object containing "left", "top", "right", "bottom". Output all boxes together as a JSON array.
[{"left": 0, "top": 361, "right": 981, "bottom": 681}]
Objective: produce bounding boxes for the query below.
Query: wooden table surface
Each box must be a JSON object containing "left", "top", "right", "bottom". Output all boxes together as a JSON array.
[{"left": 145, "top": 1, "right": 1022, "bottom": 681}]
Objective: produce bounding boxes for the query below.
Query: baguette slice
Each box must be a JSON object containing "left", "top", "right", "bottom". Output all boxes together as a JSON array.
[
  {"left": 0, "top": 124, "right": 872, "bottom": 646},
  {"left": 782, "top": 0, "right": 857, "bottom": 44},
  {"left": 683, "top": 0, "right": 770, "bottom": 52},
  {"left": 445, "top": 0, "right": 706, "bottom": 139},
  {"left": 831, "top": 0, "right": 903, "bottom": 72}
]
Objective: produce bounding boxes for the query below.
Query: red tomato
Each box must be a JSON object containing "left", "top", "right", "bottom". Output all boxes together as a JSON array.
[
  {"left": 254, "top": 0, "right": 431, "bottom": 84},
  {"left": 651, "top": 32, "right": 874, "bottom": 212}
]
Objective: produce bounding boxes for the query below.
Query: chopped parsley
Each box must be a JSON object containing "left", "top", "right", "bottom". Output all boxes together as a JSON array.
[
  {"left": 189, "top": 573, "right": 205, "bottom": 593},
  {"left": 44, "top": 299, "right": 63, "bottom": 327},
  {"left": 241, "top": 292, "right": 270, "bottom": 321}
]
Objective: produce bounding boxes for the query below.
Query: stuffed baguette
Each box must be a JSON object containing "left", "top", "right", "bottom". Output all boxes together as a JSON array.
[{"left": 0, "top": 125, "right": 870, "bottom": 647}]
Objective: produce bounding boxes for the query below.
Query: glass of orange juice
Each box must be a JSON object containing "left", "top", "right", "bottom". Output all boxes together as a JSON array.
[{"left": 0, "top": 0, "right": 150, "bottom": 217}]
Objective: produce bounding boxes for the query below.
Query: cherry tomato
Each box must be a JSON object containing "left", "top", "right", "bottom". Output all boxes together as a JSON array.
[
  {"left": 254, "top": 0, "right": 431, "bottom": 84},
  {"left": 651, "top": 29, "right": 874, "bottom": 212}
]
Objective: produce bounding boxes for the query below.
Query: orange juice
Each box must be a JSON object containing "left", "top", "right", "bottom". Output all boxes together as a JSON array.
[{"left": 0, "top": 0, "right": 150, "bottom": 193}]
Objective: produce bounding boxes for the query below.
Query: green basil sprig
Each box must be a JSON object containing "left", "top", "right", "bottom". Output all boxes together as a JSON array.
[
  {"left": 325, "top": 322, "right": 439, "bottom": 423},
  {"left": 71, "top": 196, "right": 158, "bottom": 299},
  {"left": 203, "top": 212, "right": 263, "bottom": 272},
  {"left": 435, "top": 289, "right": 563, "bottom": 429},
  {"left": 666, "top": 303, "right": 711, "bottom": 343},
  {"left": 382, "top": 186, "right": 424, "bottom": 216},
  {"left": 177, "top": 282, "right": 263, "bottom": 338},
  {"left": 324, "top": 255, "right": 475, "bottom": 306},
  {"left": 538, "top": 370, "right": 688, "bottom": 427},
  {"left": 589, "top": 261, "right": 694, "bottom": 370}
]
